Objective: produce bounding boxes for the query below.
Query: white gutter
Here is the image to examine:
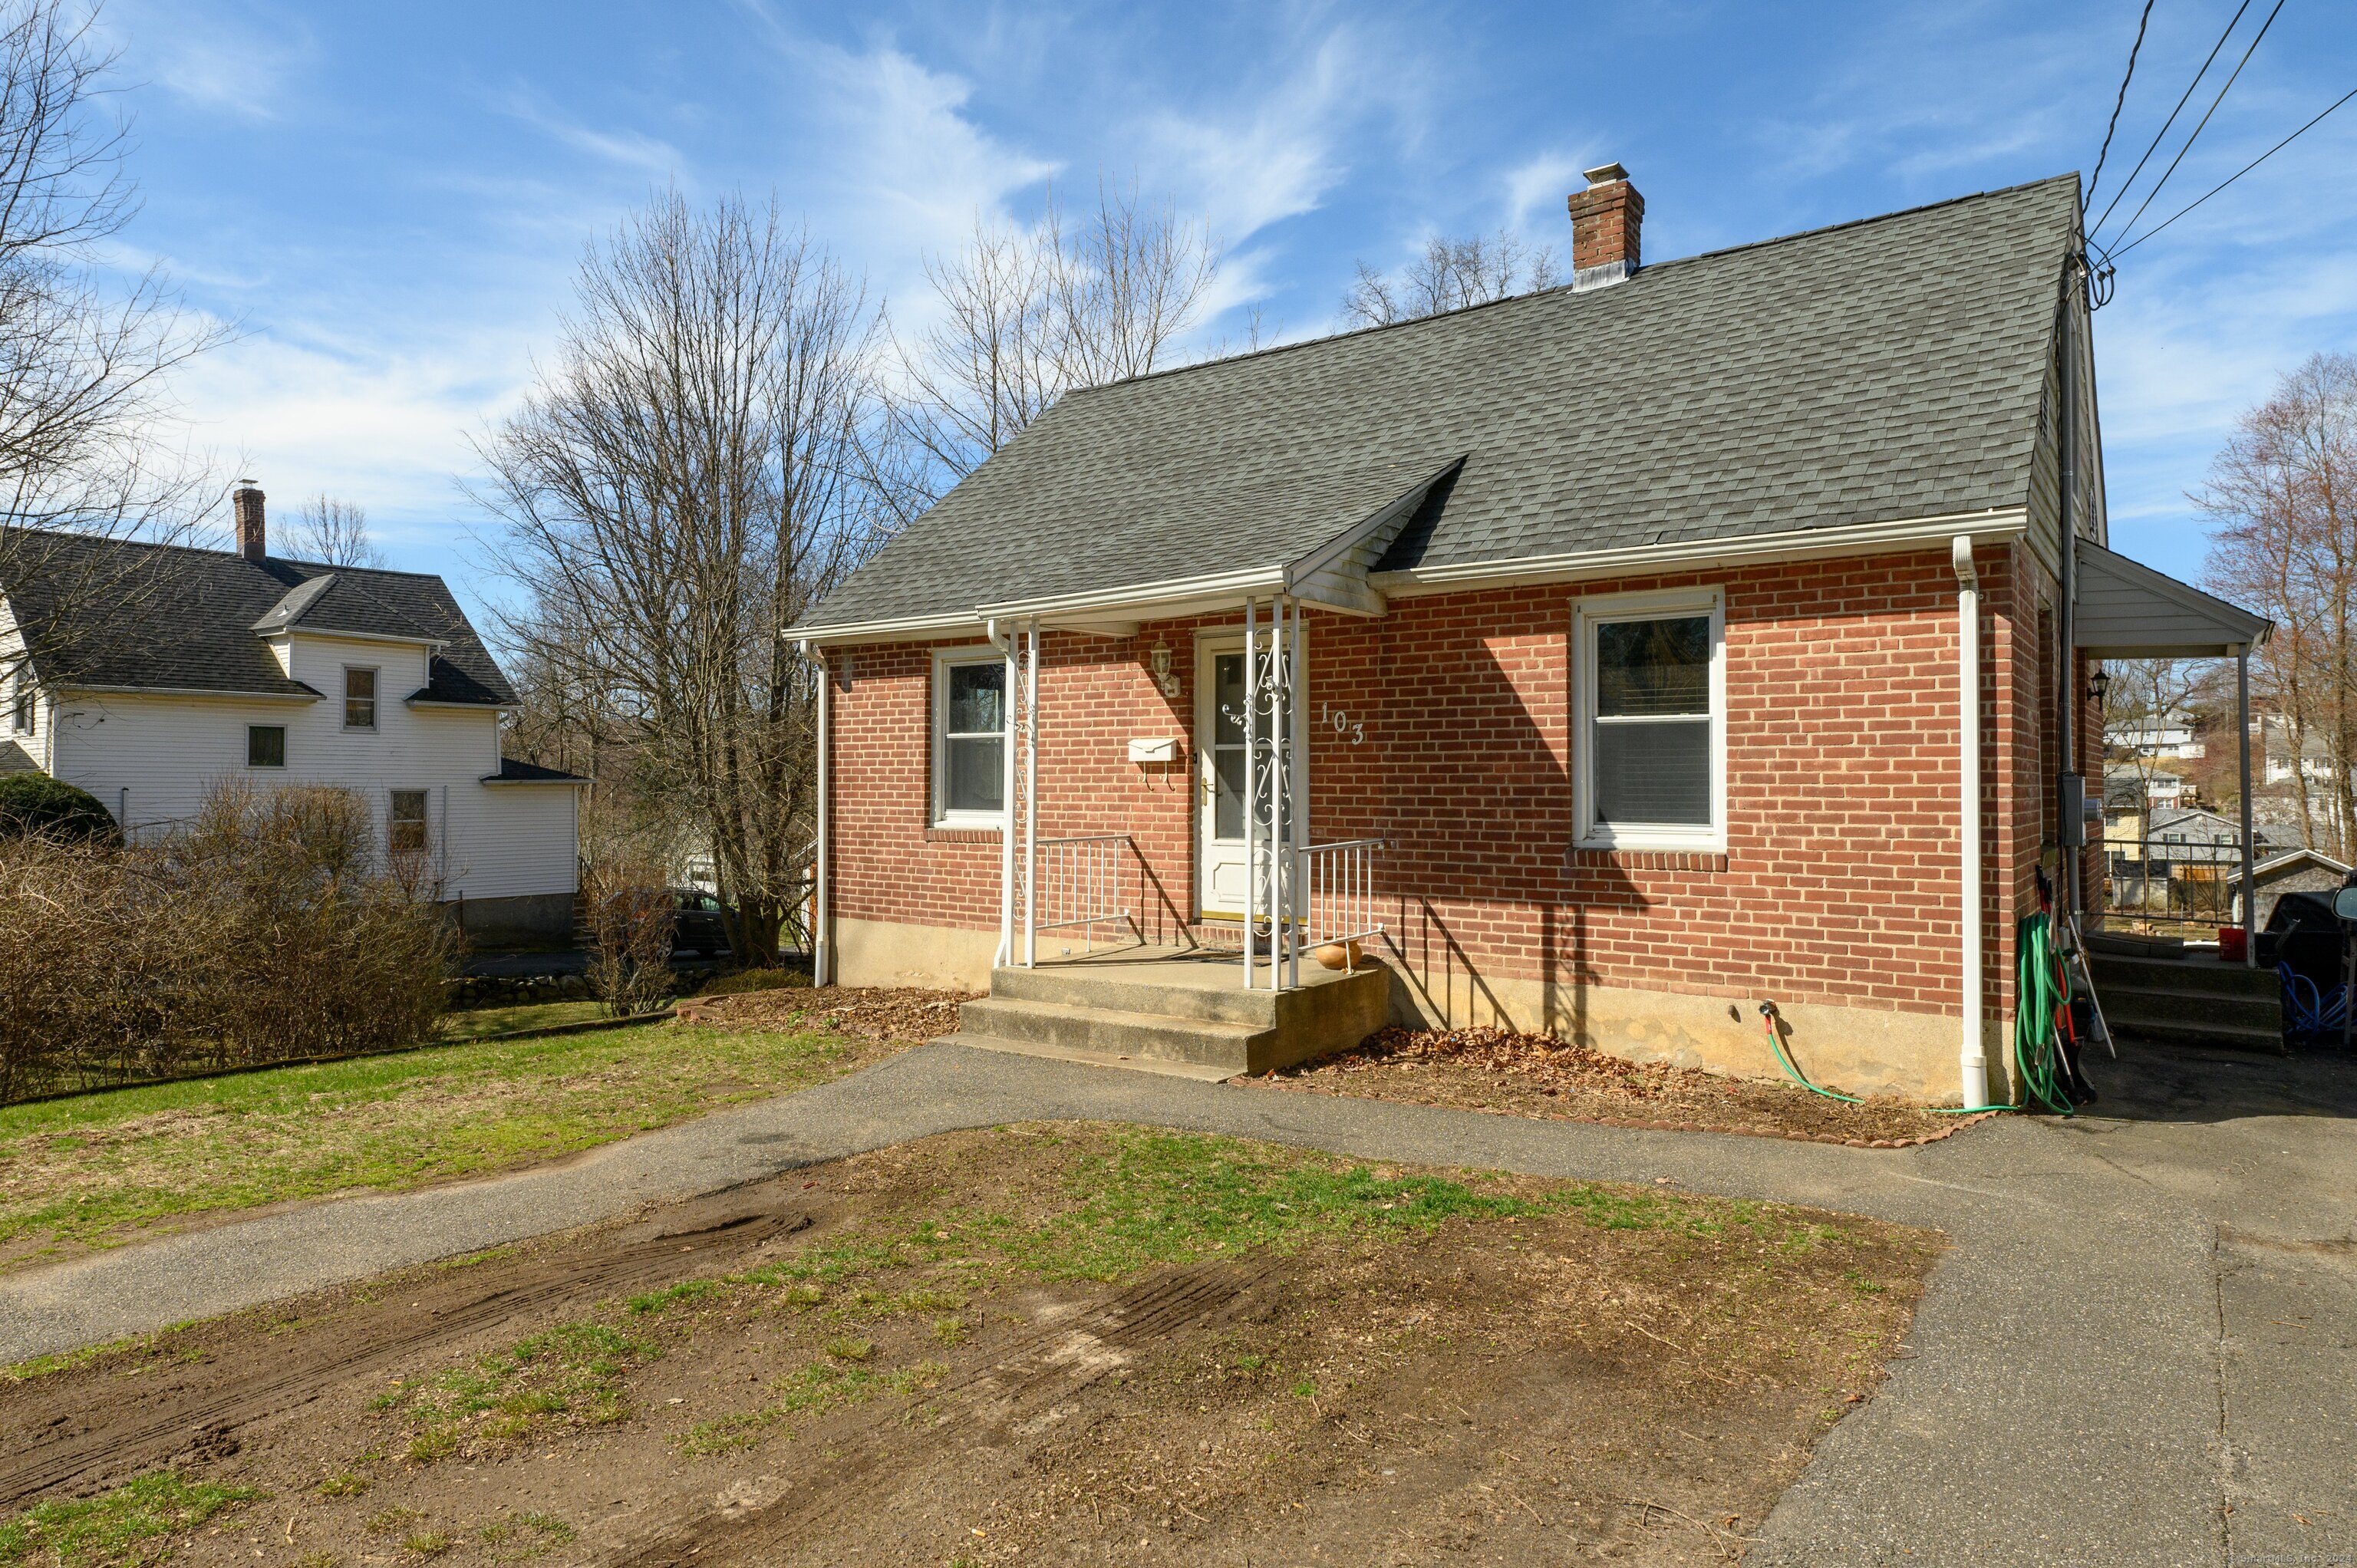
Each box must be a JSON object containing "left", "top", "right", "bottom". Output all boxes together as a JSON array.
[
  {"left": 57, "top": 683, "right": 322, "bottom": 703},
  {"left": 1952, "top": 535, "right": 1989, "bottom": 1108},
  {"left": 980, "top": 563, "right": 1287, "bottom": 624},
  {"left": 1374, "top": 507, "right": 2030, "bottom": 595}
]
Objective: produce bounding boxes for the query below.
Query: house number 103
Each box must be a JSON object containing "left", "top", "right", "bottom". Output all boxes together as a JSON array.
[{"left": 1318, "top": 704, "right": 1366, "bottom": 745}]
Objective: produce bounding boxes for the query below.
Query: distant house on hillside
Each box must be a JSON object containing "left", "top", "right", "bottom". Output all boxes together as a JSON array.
[{"left": 0, "top": 486, "right": 585, "bottom": 945}]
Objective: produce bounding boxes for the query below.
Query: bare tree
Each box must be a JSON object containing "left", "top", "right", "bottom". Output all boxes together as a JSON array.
[
  {"left": 1341, "top": 230, "right": 1560, "bottom": 329},
  {"left": 474, "top": 191, "right": 883, "bottom": 965},
  {"left": 2200, "top": 352, "right": 2357, "bottom": 858},
  {"left": 0, "top": 0, "right": 226, "bottom": 687},
  {"left": 282, "top": 493, "right": 384, "bottom": 568},
  {"left": 880, "top": 181, "right": 1219, "bottom": 525}
]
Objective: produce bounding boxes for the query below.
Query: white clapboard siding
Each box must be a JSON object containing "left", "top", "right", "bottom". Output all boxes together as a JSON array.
[{"left": 48, "top": 631, "right": 576, "bottom": 901}]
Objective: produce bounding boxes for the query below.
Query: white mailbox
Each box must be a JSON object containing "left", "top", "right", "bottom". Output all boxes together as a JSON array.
[{"left": 1127, "top": 736, "right": 1181, "bottom": 764}]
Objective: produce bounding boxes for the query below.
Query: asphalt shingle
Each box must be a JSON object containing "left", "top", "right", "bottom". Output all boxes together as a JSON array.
[
  {"left": 801, "top": 174, "right": 2078, "bottom": 631},
  {"left": 2, "top": 529, "right": 516, "bottom": 705}
]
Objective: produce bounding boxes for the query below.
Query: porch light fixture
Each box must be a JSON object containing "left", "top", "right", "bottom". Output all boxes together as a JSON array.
[{"left": 2089, "top": 669, "right": 2110, "bottom": 710}]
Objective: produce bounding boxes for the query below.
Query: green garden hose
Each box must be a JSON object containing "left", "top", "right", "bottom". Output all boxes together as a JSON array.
[
  {"left": 2013, "top": 911, "right": 2078, "bottom": 1116},
  {"left": 1757, "top": 1001, "right": 1863, "bottom": 1104}
]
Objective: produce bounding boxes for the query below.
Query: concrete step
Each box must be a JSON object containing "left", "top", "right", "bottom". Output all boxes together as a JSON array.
[
  {"left": 2088, "top": 982, "right": 2283, "bottom": 1031},
  {"left": 941, "top": 1032, "right": 1238, "bottom": 1082},
  {"left": 957, "top": 994, "right": 1274, "bottom": 1072},
  {"left": 2098, "top": 1008, "right": 2286, "bottom": 1053},
  {"left": 2086, "top": 954, "right": 2280, "bottom": 998},
  {"left": 951, "top": 956, "right": 1393, "bottom": 1076}
]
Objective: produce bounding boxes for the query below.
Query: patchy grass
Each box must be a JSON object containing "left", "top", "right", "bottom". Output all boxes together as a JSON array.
[
  {"left": 0, "top": 1018, "right": 895, "bottom": 1268},
  {"left": 371, "top": 1322, "right": 660, "bottom": 1462},
  {"left": 435, "top": 1000, "right": 612, "bottom": 1040},
  {"left": 0, "top": 1471, "right": 260, "bottom": 1566}
]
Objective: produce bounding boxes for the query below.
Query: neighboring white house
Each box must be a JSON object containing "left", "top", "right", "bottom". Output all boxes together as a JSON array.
[{"left": 0, "top": 487, "right": 586, "bottom": 944}]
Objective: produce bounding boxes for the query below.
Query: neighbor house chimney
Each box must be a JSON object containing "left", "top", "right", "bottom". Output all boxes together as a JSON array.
[
  {"left": 1567, "top": 163, "right": 1643, "bottom": 291},
  {"left": 232, "top": 483, "right": 265, "bottom": 563}
]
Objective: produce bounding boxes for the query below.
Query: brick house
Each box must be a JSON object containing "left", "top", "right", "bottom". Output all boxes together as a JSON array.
[{"left": 790, "top": 168, "right": 2269, "bottom": 1102}]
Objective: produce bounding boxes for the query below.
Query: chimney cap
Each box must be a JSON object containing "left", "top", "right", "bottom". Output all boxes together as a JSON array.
[{"left": 1582, "top": 161, "right": 1630, "bottom": 186}]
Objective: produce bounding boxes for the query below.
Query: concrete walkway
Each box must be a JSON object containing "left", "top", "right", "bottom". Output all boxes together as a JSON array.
[{"left": 3, "top": 1037, "right": 2351, "bottom": 1566}]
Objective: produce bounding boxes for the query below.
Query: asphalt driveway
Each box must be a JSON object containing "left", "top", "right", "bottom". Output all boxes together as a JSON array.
[{"left": 2, "top": 1033, "right": 2350, "bottom": 1566}]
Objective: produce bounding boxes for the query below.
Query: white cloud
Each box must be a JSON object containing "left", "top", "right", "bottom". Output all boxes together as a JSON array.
[
  {"left": 496, "top": 87, "right": 687, "bottom": 179},
  {"left": 1504, "top": 150, "right": 1591, "bottom": 231},
  {"left": 104, "top": 2, "right": 315, "bottom": 122}
]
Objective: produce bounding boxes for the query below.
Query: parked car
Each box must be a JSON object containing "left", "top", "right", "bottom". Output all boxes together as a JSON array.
[{"left": 671, "top": 889, "right": 732, "bottom": 957}]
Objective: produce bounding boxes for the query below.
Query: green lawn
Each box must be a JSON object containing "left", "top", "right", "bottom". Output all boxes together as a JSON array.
[
  {"left": 437, "top": 998, "right": 615, "bottom": 1040},
  {"left": 0, "top": 1013, "right": 885, "bottom": 1270}
]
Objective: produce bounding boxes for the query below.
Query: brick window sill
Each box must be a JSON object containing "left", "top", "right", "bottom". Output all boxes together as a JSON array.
[
  {"left": 925, "top": 825, "right": 1004, "bottom": 845},
  {"left": 1569, "top": 848, "right": 1730, "bottom": 874}
]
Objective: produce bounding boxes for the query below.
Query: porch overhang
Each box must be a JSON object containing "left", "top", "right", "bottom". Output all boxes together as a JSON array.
[{"left": 2073, "top": 538, "right": 2272, "bottom": 658}]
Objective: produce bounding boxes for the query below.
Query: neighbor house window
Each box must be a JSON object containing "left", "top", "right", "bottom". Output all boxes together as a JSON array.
[
  {"left": 932, "top": 649, "right": 1007, "bottom": 825},
  {"left": 247, "top": 724, "right": 285, "bottom": 768},
  {"left": 1574, "top": 588, "right": 1725, "bottom": 851},
  {"left": 344, "top": 667, "right": 377, "bottom": 730},
  {"left": 388, "top": 789, "right": 429, "bottom": 853},
  {"left": 8, "top": 674, "right": 29, "bottom": 735}
]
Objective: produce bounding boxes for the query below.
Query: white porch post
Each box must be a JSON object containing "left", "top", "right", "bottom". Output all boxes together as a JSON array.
[
  {"left": 991, "top": 620, "right": 1015, "bottom": 969},
  {"left": 1288, "top": 596, "right": 1307, "bottom": 990},
  {"left": 1243, "top": 595, "right": 1259, "bottom": 989},
  {"left": 1024, "top": 621, "right": 1040, "bottom": 969},
  {"left": 2237, "top": 644, "right": 2255, "bottom": 965}
]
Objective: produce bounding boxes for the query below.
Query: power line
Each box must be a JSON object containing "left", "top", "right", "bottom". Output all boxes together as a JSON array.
[
  {"left": 2088, "top": 0, "right": 2255, "bottom": 245},
  {"left": 2101, "top": 0, "right": 2289, "bottom": 251},
  {"left": 2111, "top": 83, "right": 2357, "bottom": 255},
  {"left": 2086, "top": 0, "right": 2158, "bottom": 212}
]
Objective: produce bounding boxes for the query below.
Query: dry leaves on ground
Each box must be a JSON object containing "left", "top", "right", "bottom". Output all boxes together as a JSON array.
[
  {"left": 1251, "top": 1026, "right": 1973, "bottom": 1145},
  {"left": 674, "top": 987, "right": 975, "bottom": 1046}
]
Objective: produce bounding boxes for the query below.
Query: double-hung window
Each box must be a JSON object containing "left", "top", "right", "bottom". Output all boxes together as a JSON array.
[
  {"left": 932, "top": 649, "right": 1007, "bottom": 825},
  {"left": 389, "top": 789, "right": 429, "bottom": 854},
  {"left": 344, "top": 667, "right": 377, "bottom": 730},
  {"left": 1574, "top": 588, "right": 1725, "bottom": 851},
  {"left": 8, "top": 674, "right": 31, "bottom": 735}
]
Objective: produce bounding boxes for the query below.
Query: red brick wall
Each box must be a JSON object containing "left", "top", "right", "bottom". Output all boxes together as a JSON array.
[{"left": 826, "top": 543, "right": 2055, "bottom": 1027}]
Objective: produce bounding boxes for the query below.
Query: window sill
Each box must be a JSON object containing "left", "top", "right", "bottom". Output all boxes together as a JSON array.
[
  {"left": 926, "top": 821, "right": 1004, "bottom": 844},
  {"left": 1570, "top": 846, "right": 1729, "bottom": 874}
]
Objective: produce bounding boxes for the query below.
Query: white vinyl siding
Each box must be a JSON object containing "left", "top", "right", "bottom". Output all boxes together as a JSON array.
[{"left": 45, "top": 631, "right": 576, "bottom": 901}]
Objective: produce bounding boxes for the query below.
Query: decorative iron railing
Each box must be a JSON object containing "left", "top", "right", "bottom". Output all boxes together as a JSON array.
[
  {"left": 1024, "top": 833, "right": 1135, "bottom": 963},
  {"left": 1296, "top": 838, "right": 1386, "bottom": 956},
  {"left": 2099, "top": 832, "right": 2252, "bottom": 931}
]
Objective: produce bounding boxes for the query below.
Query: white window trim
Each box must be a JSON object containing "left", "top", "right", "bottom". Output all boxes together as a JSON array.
[
  {"left": 1571, "top": 585, "right": 1726, "bottom": 852},
  {"left": 931, "top": 644, "right": 1009, "bottom": 829},
  {"left": 344, "top": 664, "right": 380, "bottom": 731}
]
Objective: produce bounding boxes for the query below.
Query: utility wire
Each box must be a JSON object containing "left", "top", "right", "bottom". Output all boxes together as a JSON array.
[
  {"left": 2111, "top": 83, "right": 2357, "bottom": 255},
  {"left": 2102, "top": 0, "right": 2289, "bottom": 251},
  {"left": 2086, "top": 0, "right": 2158, "bottom": 212},
  {"left": 2088, "top": 0, "right": 2255, "bottom": 245}
]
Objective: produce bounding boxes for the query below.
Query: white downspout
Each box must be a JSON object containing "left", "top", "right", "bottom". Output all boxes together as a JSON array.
[
  {"left": 986, "top": 618, "right": 1014, "bottom": 970},
  {"left": 796, "top": 637, "right": 832, "bottom": 987},
  {"left": 1952, "top": 536, "right": 1988, "bottom": 1108}
]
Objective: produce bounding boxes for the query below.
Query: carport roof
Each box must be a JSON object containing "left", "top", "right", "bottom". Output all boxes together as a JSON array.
[{"left": 2073, "top": 539, "right": 2270, "bottom": 658}]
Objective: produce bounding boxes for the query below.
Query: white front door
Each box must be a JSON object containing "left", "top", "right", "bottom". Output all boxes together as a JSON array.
[
  {"left": 1197, "top": 638, "right": 1251, "bottom": 918},
  {"left": 1195, "top": 633, "right": 1300, "bottom": 920}
]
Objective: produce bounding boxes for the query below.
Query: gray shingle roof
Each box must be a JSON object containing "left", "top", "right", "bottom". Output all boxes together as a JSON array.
[
  {"left": 801, "top": 173, "right": 2080, "bottom": 632},
  {"left": 2, "top": 529, "right": 516, "bottom": 705}
]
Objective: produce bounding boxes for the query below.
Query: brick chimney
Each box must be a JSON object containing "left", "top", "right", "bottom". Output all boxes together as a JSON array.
[
  {"left": 232, "top": 483, "right": 265, "bottom": 563},
  {"left": 1567, "top": 163, "right": 1643, "bottom": 292}
]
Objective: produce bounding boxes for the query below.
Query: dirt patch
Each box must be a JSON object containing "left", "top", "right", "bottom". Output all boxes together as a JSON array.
[
  {"left": 0, "top": 1123, "right": 1938, "bottom": 1566},
  {"left": 1248, "top": 1026, "right": 1986, "bottom": 1146},
  {"left": 671, "top": 985, "right": 974, "bottom": 1042}
]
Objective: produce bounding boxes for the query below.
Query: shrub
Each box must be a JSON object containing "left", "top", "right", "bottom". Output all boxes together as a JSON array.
[
  {"left": 0, "top": 782, "right": 456, "bottom": 1103},
  {"left": 579, "top": 858, "right": 674, "bottom": 1018},
  {"left": 0, "top": 772, "right": 117, "bottom": 844}
]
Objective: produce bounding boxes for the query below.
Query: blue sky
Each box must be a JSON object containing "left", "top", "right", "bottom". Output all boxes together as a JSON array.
[{"left": 93, "top": 0, "right": 2357, "bottom": 615}]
